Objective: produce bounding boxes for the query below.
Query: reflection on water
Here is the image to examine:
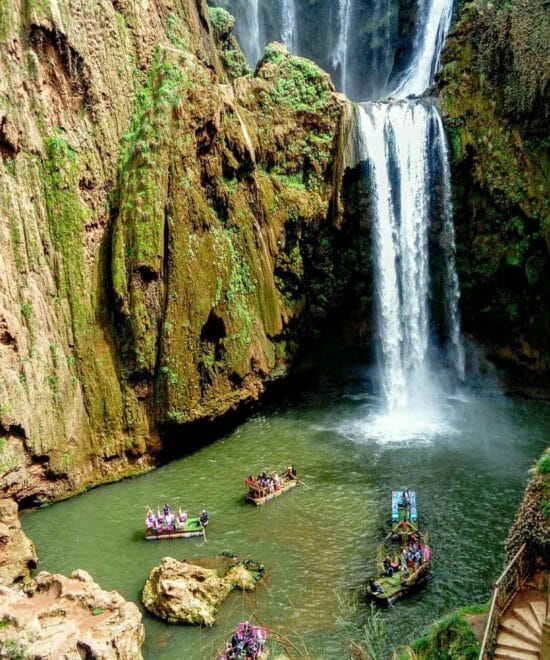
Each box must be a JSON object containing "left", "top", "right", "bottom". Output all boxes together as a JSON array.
[{"left": 22, "top": 381, "right": 550, "bottom": 659}]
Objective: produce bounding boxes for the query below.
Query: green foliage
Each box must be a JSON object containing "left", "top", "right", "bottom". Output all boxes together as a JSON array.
[
  {"left": 537, "top": 450, "right": 550, "bottom": 475},
  {"left": 222, "top": 48, "right": 251, "bottom": 79},
  {"left": 91, "top": 606, "right": 104, "bottom": 616},
  {"left": 21, "top": 301, "right": 32, "bottom": 320},
  {"left": 409, "top": 604, "right": 487, "bottom": 659},
  {"left": 0, "top": 639, "right": 21, "bottom": 659},
  {"left": 208, "top": 6, "right": 233, "bottom": 36},
  {"left": 265, "top": 51, "right": 331, "bottom": 113}
]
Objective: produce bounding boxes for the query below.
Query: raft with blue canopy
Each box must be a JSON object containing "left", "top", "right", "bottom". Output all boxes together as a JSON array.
[{"left": 391, "top": 490, "right": 417, "bottom": 522}]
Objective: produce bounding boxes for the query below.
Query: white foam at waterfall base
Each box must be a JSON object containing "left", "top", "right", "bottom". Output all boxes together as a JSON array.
[{"left": 339, "top": 382, "right": 460, "bottom": 444}]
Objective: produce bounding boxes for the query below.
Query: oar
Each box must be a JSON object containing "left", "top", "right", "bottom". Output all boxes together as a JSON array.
[
  {"left": 298, "top": 479, "right": 312, "bottom": 490},
  {"left": 202, "top": 524, "right": 208, "bottom": 544}
]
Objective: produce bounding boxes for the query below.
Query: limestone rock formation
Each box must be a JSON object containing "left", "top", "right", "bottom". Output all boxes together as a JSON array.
[
  {"left": 0, "top": 498, "right": 37, "bottom": 586},
  {"left": 0, "top": 569, "right": 144, "bottom": 658},
  {"left": 142, "top": 556, "right": 264, "bottom": 625},
  {"left": 0, "top": 0, "right": 352, "bottom": 504}
]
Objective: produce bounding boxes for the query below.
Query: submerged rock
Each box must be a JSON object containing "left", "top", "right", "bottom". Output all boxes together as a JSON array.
[
  {"left": 0, "top": 569, "right": 144, "bottom": 659},
  {"left": 0, "top": 499, "right": 37, "bottom": 586},
  {"left": 142, "top": 556, "right": 265, "bottom": 626}
]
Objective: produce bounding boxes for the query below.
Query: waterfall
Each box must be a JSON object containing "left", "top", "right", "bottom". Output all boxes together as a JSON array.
[
  {"left": 354, "top": 0, "right": 463, "bottom": 419},
  {"left": 281, "top": 0, "right": 296, "bottom": 53},
  {"left": 357, "top": 102, "right": 434, "bottom": 409},
  {"left": 432, "top": 110, "right": 465, "bottom": 381},
  {"left": 236, "top": 0, "right": 262, "bottom": 65},
  {"left": 332, "top": 0, "right": 353, "bottom": 96},
  {"left": 392, "top": 0, "right": 454, "bottom": 96}
]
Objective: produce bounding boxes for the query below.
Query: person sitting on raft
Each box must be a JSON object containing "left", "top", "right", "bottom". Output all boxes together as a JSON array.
[
  {"left": 370, "top": 580, "right": 384, "bottom": 594},
  {"left": 285, "top": 465, "right": 297, "bottom": 480},
  {"left": 145, "top": 509, "right": 156, "bottom": 529},
  {"left": 199, "top": 509, "right": 209, "bottom": 528}
]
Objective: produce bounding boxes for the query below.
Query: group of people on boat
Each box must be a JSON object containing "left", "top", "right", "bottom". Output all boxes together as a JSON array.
[
  {"left": 245, "top": 465, "right": 297, "bottom": 498},
  {"left": 220, "top": 621, "right": 266, "bottom": 659},
  {"left": 145, "top": 504, "right": 209, "bottom": 533}
]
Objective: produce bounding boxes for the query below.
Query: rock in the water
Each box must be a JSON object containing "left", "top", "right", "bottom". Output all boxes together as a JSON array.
[
  {"left": 142, "top": 556, "right": 264, "bottom": 626},
  {"left": 0, "top": 498, "right": 37, "bottom": 586},
  {"left": 0, "top": 569, "right": 144, "bottom": 659}
]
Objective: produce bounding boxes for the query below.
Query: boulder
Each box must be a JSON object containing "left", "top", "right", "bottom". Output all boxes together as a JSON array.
[
  {"left": 0, "top": 569, "right": 144, "bottom": 659},
  {"left": 142, "top": 556, "right": 264, "bottom": 626},
  {"left": 0, "top": 498, "right": 37, "bottom": 586}
]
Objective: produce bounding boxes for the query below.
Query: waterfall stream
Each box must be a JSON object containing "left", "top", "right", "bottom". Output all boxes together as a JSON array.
[
  {"left": 281, "top": 0, "right": 297, "bottom": 53},
  {"left": 331, "top": 0, "right": 353, "bottom": 95}
]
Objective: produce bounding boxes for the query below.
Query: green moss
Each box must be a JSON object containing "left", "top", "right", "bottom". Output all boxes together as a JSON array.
[
  {"left": 537, "top": 450, "right": 550, "bottom": 475},
  {"left": 42, "top": 133, "right": 123, "bottom": 438},
  {"left": 208, "top": 6, "right": 233, "bottom": 36},
  {"left": 265, "top": 54, "right": 331, "bottom": 113}
]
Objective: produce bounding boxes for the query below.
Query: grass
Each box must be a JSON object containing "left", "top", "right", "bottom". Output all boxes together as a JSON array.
[{"left": 406, "top": 603, "right": 487, "bottom": 660}]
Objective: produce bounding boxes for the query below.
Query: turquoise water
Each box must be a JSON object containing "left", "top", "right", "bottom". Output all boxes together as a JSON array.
[{"left": 21, "top": 381, "right": 550, "bottom": 658}]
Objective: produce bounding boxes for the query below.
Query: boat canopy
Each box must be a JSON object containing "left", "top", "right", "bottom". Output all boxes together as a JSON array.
[{"left": 391, "top": 490, "right": 417, "bottom": 522}]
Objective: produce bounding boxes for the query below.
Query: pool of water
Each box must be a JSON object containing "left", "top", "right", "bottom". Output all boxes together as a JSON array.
[{"left": 21, "top": 376, "right": 550, "bottom": 659}]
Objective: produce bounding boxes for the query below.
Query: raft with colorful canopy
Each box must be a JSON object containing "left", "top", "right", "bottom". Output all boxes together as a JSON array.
[
  {"left": 144, "top": 506, "right": 208, "bottom": 540},
  {"left": 391, "top": 489, "right": 417, "bottom": 522}
]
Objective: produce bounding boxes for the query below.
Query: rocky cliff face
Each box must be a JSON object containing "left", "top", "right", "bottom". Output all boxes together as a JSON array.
[
  {"left": 438, "top": 0, "right": 550, "bottom": 393},
  {"left": 0, "top": 0, "right": 351, "bottom": 503}
]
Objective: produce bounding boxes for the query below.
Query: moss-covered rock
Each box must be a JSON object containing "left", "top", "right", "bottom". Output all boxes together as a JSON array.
[
  {"left": 111, "top": 39, "right": 351, "bottom": 430},
  {"left": 506, "top": 447, "right": 550, "bottom": 566}
]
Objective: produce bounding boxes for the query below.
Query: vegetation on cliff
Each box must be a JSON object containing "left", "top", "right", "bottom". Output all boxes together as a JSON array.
[{"left": 439, "top": 0, "right": 550, "bottom": 389}]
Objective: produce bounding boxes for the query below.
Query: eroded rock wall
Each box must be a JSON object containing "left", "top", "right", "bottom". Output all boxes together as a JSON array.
[
  {"left": 439, "top": 0, "right": 550, "bottom": 392},
  {"left": 0, "top": 1, "right": 349, "bottom": 502}
]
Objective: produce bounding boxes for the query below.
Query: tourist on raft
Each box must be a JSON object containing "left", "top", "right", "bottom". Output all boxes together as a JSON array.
[
  {"left": 285, "top": 465, "right": 297, "bottom": 480},
  {"left": 246, "top": 467, "right": 295, "bottom": 498},
  {"left": 220, "top": 621, "right": 266, "bottom": 659},
  {"left": 199, "top": 509, "right": 209, "bottom": 528},
  {"left": 145, "top": 506, "right": 194, "bottom": 532},
  {"left": 370, "top": 580, "right": 384, "bottom": 594}
]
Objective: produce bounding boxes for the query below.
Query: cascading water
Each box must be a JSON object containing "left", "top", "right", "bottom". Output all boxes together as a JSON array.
[
  {"left": 281, "top": 0, "right": 297, "bottom": 53},
  {"left": 248, "top": 0, "right": 262, "bottom": 65},
  {"left": 332, "top": 0, "right": 353, "bottom": 96},
  {"left": 392, "top": 0, "right": 454, "bottom": 96},
  {"left": 433, "top": 110, "right": 465, "bottom": 381},
  {"left": 356, "top": 102, "right": 432, "bottom": 411}
]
